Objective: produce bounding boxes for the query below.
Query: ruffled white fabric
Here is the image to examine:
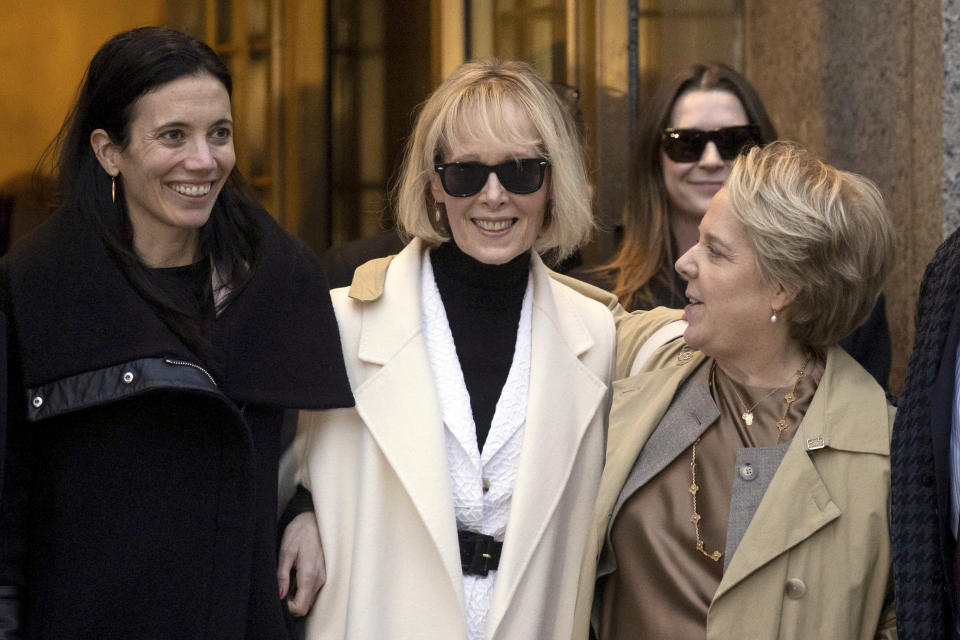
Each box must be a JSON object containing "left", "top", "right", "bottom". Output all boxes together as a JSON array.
[{"left": 420, "top": 251, "right": 533, "bottom": 640}]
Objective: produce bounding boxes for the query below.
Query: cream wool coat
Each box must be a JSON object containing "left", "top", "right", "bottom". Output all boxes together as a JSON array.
[
  {"left": 559, "top": 298, "right": 897, "bottom": 640},
  {"left": 296, "top": 240, "right": 615, "bottom": 640}
]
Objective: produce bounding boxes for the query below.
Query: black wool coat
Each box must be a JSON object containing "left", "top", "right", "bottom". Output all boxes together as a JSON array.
[
  {"left": 0, "top": 205, "right": 353, "bottom": 639},
  {"left": 891, "top": 226, "right": 960, "bottom": 639}
]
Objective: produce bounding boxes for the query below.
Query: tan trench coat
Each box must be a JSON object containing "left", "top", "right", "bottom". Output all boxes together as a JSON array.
[
  {"left": 566, "top": 302, "right": 897, "bottom": 640},
  {"left": 295, "top": 241, "right": 616, "bottom": 640}
]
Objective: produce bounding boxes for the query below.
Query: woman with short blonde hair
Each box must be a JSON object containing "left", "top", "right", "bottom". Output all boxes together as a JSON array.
[
  {"left": 726, "top": 141, "right": 894, "bottom": 347},
  {"left": 572, "top": 141, "right": 896, "bottom": 639}
]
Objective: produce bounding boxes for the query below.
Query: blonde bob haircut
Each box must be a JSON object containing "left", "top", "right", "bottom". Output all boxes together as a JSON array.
[
  {"left": 726, "top": 141, "right": 894, "bottom": 347},
  {"left": 395, "top": 59, "right": 593, "bottom": 261}
]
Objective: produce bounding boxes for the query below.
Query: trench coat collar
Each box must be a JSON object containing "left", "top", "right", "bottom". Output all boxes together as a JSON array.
[
  {"left": 347, "top": 239, "right": 608, "bottom": 634},
  {"left": 714, "top": 344, "right": 889, "bottom": 599},
  {"left": 607, "top": 359, "right": 717, "bottom": 543},
  {"left": 586, "top": 346, "right": 709, "bottom": 557},
  {"left": 5, "top": 205, "right": 353, "bottom": 410}
]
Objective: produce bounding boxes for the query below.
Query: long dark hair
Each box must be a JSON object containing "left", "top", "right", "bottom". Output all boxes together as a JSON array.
[
  {"left": 50, "top": 26, "right": 260, "bottom": 365},
  {"left": 597, "top": 62, "right": 777, "bottom": 310}
]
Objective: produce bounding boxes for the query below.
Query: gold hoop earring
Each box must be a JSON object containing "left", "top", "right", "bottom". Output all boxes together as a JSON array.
[{"left": 111, "top": 176, "right": 116, "bottom": 204}]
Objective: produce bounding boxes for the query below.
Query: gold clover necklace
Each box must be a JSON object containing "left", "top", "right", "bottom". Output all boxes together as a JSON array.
[{"left": 689, "top": 354, "right": 813, "bottom": 562}]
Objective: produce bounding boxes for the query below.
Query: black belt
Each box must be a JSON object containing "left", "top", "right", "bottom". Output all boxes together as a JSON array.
[{"left": 457, "top": 529, "right": 502, "bottom": 577}]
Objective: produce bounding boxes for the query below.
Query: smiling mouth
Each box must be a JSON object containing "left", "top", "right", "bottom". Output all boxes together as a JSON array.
[
  {"left": 474, "top": 218, "right": 516, "bottom": 232},
  {"left": 170, "top": 182, "right": 213, "bottom": 197}
]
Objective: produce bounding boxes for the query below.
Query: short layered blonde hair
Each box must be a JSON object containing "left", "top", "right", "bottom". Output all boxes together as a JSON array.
[
  {"left": 394, "top": 59, "right": 593, "bottom": 261},
  {"left": 726, "top": 141, "right": 894, "bottom": 347}
]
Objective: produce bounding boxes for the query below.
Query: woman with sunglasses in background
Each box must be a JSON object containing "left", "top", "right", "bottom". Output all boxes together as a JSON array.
[
  {"left": 291, "top": 59, "right": 614, "bottom": 640},
  {"left": 577, "top": 62, "right": 891, "bottom": 386}
]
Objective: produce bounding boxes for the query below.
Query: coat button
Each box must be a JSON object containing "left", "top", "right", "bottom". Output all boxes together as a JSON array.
[
  {"left": 738, "top": 463, "right": 756, "bottom": 481},
  {"left": 482, "top": 478, "right": 490, "bottom": 493},
  {"left": 785, "top": 578, "right": 806, "bottom": 599},
  {"left": 32, "top": 396, "right": 43, "bottom": 408},
  {"left": 122, "top": 371, "right": 135, "bottom": 384}
]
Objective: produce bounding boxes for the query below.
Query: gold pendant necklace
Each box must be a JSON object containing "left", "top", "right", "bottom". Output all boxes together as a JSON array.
[
  {"left": 724, "top": 354, "right": 811, "bottom": 428},
  {"left": 730, "top": 383, "right": 783, "bottom": 426}
]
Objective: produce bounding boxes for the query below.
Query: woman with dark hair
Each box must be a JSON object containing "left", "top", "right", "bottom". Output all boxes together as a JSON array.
[
  {"left": 595, "top": 63, "right": 775, "bottom": 311},
  {"left": 580, "top": 62, "right": 890, "bottom": 385},
  {"left": 0, "top": 27, "right": 352, "bottom": 638}
]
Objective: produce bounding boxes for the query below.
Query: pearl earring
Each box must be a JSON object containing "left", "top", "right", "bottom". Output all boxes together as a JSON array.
[{"left": 770, "top": 311, "right": 778, "bottom": 323}]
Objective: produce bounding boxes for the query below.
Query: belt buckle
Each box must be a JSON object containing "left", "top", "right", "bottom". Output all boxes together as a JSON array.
[{"left": 469, "top": 536, "right": 493, "bottom": 577}]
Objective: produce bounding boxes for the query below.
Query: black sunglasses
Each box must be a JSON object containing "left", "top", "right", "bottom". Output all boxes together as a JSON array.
[
  {"left": 660, "top": 125, "right": 762, "bottom": 162},
  {"left": 434, "top": 158, "right": 549, "bottom": 197}
]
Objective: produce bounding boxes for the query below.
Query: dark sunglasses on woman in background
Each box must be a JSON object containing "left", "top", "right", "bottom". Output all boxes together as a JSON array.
[
  {"left": 434, "top": 158, "right": 549, "bottom": 197},
  {"left": 660, "top": 125, "right": 763, "bottom": 163}
]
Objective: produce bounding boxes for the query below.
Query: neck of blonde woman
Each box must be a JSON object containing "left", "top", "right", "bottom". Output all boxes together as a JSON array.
[{"left": 714, "top": 335, "right": 809, "bottom": 389}]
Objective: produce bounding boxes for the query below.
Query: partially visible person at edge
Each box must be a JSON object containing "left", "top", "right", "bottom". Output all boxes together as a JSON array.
[
  {"left": 292, "top": 59, "right": 615, "bottom": 640},
  {"left": 559, "top": 141, "right": 896, "bottom": 639},
  {"left": 571, "top": 62, "right": 891, "bottom": 387},
  {"left": 890, "top": 227, "right": 960, "bottom": 637},
  {"left": 0, "top": 27, "right": 353, "bottom": 639}
]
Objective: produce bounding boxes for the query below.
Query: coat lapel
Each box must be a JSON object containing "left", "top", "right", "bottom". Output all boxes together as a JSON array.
[
  {"left": 348, "top": 241, "right": 465, "bottom": 605},
  {"left": 485, "top": 256, "right": 608, "bottom": 636},
  {"left": 608, "top": 361, "right": 717, "bottom": 536},
  {"left": 714, "top": 346, "right": 886, "bottom": 600},
  {"left": 586, "top": 350, "right": 708, "bottom": 551},
  {"left": 714, "top": 434, "right": 841, "bottom": 600}
]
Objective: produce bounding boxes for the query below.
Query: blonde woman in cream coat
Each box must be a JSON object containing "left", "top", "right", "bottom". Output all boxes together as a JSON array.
[{"left": 293, "top": 59, "right": 614, "bottom": 640}]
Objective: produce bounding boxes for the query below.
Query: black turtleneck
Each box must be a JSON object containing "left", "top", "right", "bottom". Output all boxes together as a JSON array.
[{"left": 430, "top": 241, "right": 530, "bottom": 452}]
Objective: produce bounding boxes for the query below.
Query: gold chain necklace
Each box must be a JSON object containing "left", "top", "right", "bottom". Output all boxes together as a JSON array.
[
  {"left": 688, "top": 353, "right": 813, "bottom": 562},
  {"left": 729, "top": 383, "right": 785, "bottom": 427},
  {"left": 689, "top": 437, "right": 722, "bottom": 562},
  {"left": 775, "top": 354, "right": 811, "bottom": 442}
]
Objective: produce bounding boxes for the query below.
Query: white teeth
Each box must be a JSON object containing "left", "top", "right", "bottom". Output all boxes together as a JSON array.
[
  {"left": 475, "top": 219, "right": 513, "bottom": 232},
  {"left": 171, "top": 183, "right": 212, "bottom": 197}
]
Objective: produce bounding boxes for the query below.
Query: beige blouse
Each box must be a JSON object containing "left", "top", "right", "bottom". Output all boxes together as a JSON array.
[{"left": 598, "top": 355, "right": 824, "bottom": 640}]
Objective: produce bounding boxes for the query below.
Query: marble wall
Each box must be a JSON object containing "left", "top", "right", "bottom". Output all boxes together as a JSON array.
[
  {"left": 744, "top": 0, "right": 944, "bottom": 392},
  {"left": 944, "top": 0, "right": 960, "bottom": 235}
]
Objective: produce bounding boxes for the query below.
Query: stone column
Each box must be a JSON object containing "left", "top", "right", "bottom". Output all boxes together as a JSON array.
[
  {"left": 944, "top": 0, "right": 960, "bottom": 235},
  {"left": 744, "top": 0, "right": 944, "bottom": 392}
]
